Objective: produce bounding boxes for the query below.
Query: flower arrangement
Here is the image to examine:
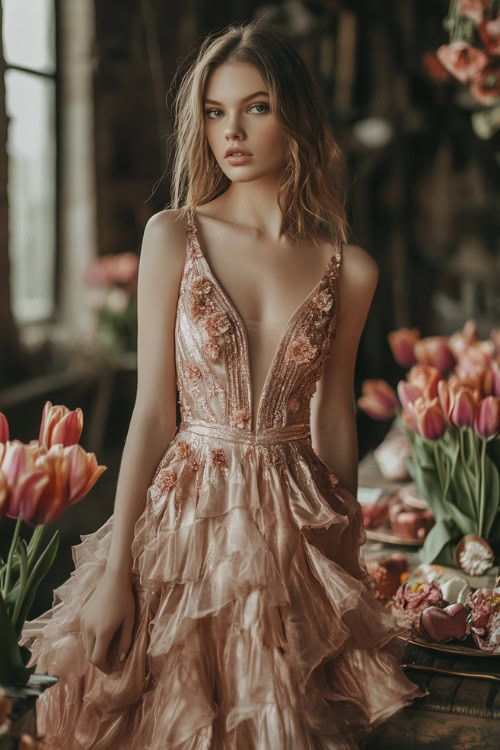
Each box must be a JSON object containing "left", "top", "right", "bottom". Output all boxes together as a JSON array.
[
  {"left": 0, "top": 402, "right": 106, "bottom": 687},
  {"left": 358, "top": 320, "right": 500, "bottom": 568},
  {"left": 83, "top": 252, "right": 139, "bottom": 355},
  {"left": 423, "top": 0, "right": 500, "bottom": 141}
]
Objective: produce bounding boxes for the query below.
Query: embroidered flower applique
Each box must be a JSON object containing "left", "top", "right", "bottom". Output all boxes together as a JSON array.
[
  {"left": 204, "top": 311, "right": 231, "bottom": 337},
  {"left": 203, "top": 337, "right": 221, "bottom": 361},
  {"left": 312, "top": 289, "right": 333, "bottom": 312},
  {"left": 192, "top": 277, "right": 212, "bottom": 296},
  {"left": 186, "top": 363, "right": 202, "bottom": 382},
  {"left": 211, "top": 448, "right": 228, "bottom": 468},
  {"left": 286, "top": 335, "right": 318, "bottom": 365},
  {"left": 233, "top": 408, "right": 251, "bottom": 429},
  {"left": 188, "top": 276, "right": 215, "bottom": 322},
  {"left": 156, "top": 467, "right": 177, "bottom": 493},
  {"left": 189, "top": 459, "right": 200, "bottom": 472},
  {"left": 288, "top": 396, "right": 302, "bottom": 414},
  {"left": 175, "top": 440, "right": 191, "bottom": 460}
]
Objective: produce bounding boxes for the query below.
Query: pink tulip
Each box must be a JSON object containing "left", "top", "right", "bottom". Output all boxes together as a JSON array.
[
  {"left": 0, "top": 440, "right": 35, "bottom": 486},
  {"left": 25, "top": 447, "right": 72, "bottom": 525},
  {"left": 0, "top": 413, "right": 8, "bottom": 443},
  {"left": 449, "top": 387, "right": 478, "bottom": 429},
  {"left": 474, "top": 396, "right": 500, "bottom": 439},
  {"left": 397, "top": 380, "right": 422, "bottom": 408},
  {"left": 65, "top": 443, "right": 107, "bottom": 505},
  {"left": 407, "top": 365, "right": 441, "bottom": 400},
  {"left": 410, "top": 397, "right": 446, "bottom": 440},
  {"left": 414, "top": 337, "right": 455, "bottom": 376},
  {"left": 448, "top": 319, "right": 478, "bottom": 358},
  {"left": 388, "top": 328, "right": 420, "bottom": 368},
  {"left": 357, "top": 380, "right": 399, "bottom": 420},
  {"left": 39, "top": 400, "right": 83, "bottom": 449},
  {"left": 478, "top": 17, "right": 500, "bottom": 55},
  {"left": 402, "top": 405, "right": 418, "bottom": 432},
  {"left": 457, "top": 0, "right": 488, "bottom": 25},
  {"left": 0, "top": 471, "right": 9, "bottom": 518},
  {"left": 491, "top": 328, "right": 500, "bottom": 356}
]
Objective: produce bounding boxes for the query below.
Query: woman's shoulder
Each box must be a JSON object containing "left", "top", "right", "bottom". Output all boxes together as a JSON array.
[
  {"left": 339, "top": 242, "right": 379, "bottom": 291},
  {"left": 140, "top": 208, "right": 190, "bottom": 264}
]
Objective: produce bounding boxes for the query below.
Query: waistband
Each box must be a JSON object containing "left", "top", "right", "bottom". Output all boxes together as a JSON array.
[{"left": 177, "top": 419, "right": 311, "bottom": 445}]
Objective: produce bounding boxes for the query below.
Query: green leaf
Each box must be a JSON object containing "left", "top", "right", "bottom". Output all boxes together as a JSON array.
[
  {"left": 482, "top": 454, "right": 500, "bottom": 539},
  {"left": 0, "top": 590, "right": 35, "bottom": 686},
  {"left": 420, "top": 519, "right": 458, "bottom": 564},
  {"left": 13, "top": 529, "right": 59, "bottom": 637}
]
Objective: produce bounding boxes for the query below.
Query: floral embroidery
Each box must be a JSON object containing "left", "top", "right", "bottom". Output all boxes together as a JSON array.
[
  {"left": 233, "top": 408, "right": 251, "bottom": 428},
  {"left": 203, "top": 337, "right": 221, "bottom": 361},
  {"left": 175, "top": 440, "right": 191, "bottom": 459},
  {"left": 155, "top": 467, "right": 177, "bottom": 493},
  {"left": 286, "top": 335, "right": 317, "bottom": 365},
  {"left": 312, "top": 290, "right": 333, "bottom": 312},
  {"left": 192, "top": 276, "right": 212, "bottom": 296},
  {"left": 186, "top": 363, "right": 202, "bottom": 382},
  {"left": 303, "top": 378, "right": 318, "bottom": 398},
  {"left": 211, "top": 448, "right": 228, "bottom": 468},
  {"left": 189, "top": 459, "right": 200, "bottom": 472},
  {"left": 328, "top": 471, "right": 339, "bottom": 488},
  {"left": 204, "top": 312, "right": 231, "bottom": 337},
  {"left": 288, "top": 396, "right": 301, "bottom": 414}
]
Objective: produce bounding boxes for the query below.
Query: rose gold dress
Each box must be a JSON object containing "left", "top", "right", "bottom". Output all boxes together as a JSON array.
[{"left": 20, "top": 209, "right": 423, "bottom": 749}]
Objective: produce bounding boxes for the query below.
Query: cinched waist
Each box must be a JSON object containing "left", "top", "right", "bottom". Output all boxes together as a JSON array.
[{"left": 177, "top": 419, "right": 311, "bottom": 445}]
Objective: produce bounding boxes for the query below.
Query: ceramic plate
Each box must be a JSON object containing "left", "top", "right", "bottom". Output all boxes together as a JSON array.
[{"left": 365, "top": 527, "right": 423, "bottom": 546}]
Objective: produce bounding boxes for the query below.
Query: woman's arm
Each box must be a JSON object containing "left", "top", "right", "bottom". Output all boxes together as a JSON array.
[
  {"left": 309, "top": 243, "right": 379, "bottom": 498},
  {"left": 104, "top": 209, "right": 187, "bottom": 578}
]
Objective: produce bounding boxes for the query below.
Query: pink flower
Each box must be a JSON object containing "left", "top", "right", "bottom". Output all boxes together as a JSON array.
[
  {"left": 391, "top": 581, "right": 443, "bottom": 627},
  {"left": 465, "top": 587, "right": 500, "bottom": 653},
  {"left": 478, "top": 17, "right": 500, "bottom": 55},
  {"left": 412, "top": 396, "right": 447, "bottom": 440},
  {"left": 436, "top": 41, "right": 489, "bottom": 83},
  {"left": 0, "top": 413, "right": 9, "bottom": 443},
  {"left": 203, "top": 337, "right": 221, "bottom": 361},
  {"left": 189, "top": 459, "right": 200, "bottom": 472},
  {"left": 287, "top": 335, "right": 317, "bottom": 365},
  {"left": 204, "top": 312, "right": 231, "bottom": 337},
  {"left": 357, "top": 380, "right": 399, "bottom": 421},
  {"left": 211, "top": 448, "right": 228, "bottom": 468},
  {"left": 457, "top": 0, "right": 491, "bottom": 24},
  {"left": 189, "top": 295, "right": 204, "bottom": 322},
  {"left": 233, "top": 409, "right": 251, "bottom": 429},
  {"left": 388, "top": 328, "right": 420, "bottom": 368},
  {"left": 414, "top": 337, "right": 455, "bottom": 376},
  {"left": 186, "top": 363, "right": 202, "bottom": 382},
  {"left": 175, "top": 440, "right": 191, "bottom": 459},
  {"left": 38, "top": 400, "right": 84, "bottom": 449},
  {"left": 191, "top": 277, "right": 212, "bottom": 296},
  {"left": 449, "top": 387, "right": 478, "bottom": 428},
  {"left": 474, "top": 395, "right": 500, "bottom": 438},
  {"left": 312, "top": 290, "right": 333, "bottom": 312},
  {"left": 407, "top": 365, "right": 441, "bottom": 400},
  {"left": 288, "top": 396, "right": 301, "bottom": 414},
  {"left": 397, "top": 380, "right": 422, "bottom": 408}
]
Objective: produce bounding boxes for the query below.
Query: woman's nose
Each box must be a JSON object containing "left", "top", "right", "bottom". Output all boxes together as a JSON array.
[{"left": 224, "top": 115, "right": 245, "bottom": 140}]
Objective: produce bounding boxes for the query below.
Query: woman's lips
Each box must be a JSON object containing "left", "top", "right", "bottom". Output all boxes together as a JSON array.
[{"left": 226, "top": 153, "right": 253, "bottom": 165}]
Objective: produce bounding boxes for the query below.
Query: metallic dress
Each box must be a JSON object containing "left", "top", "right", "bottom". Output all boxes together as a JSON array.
[{"left": 20, "top": 209, "right": 423, "bottom": 749}]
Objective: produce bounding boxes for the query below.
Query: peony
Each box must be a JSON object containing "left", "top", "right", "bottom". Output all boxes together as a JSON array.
[
  {"left": 391, "top": 580, "right": 443, "bottom": 627},
  {"left": 204, "top": 312, "right": 231, "bottom": 337},
  {"left": 287, "top": 336, "right": 317, "bottom": 365},
  {"left": 465, "top": 587, "right": 500, "bottom": 653}
]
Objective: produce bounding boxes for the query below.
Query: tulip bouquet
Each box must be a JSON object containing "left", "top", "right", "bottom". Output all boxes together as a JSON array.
[
  {"left": 83, "top": 251, "right": 139, "bottom": 355},
  {"left": 358, "top": 320, "right": 500, "bottom": 569},
  {"left": 423, "top": 0, "right": 500, "bottom": 141},
  {"left": 0, "top": 402, "right": 106, "bottom": 686}
]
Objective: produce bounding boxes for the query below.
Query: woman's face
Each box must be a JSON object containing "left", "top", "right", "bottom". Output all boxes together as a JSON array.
[{"left": 203, "top": 62, "right": 288, "bottom": 183}]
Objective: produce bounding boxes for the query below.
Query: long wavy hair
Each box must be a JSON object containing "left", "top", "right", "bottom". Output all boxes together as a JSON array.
[{"left": 168, "top": 20, "right": 350, "bottom": 247}]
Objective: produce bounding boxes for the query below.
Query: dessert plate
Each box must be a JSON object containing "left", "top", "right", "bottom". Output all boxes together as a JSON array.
[{"left": 365, "top": 527, "right": 423, "bottom": 546}]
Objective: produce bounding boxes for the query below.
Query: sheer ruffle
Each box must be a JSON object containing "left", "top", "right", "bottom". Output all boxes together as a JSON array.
[{"left": 20, "top": 440, "right": 423, "bottom": 749}]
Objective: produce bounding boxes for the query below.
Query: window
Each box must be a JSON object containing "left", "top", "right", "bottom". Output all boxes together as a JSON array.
[{"left": 2, "top": 0, "right": 58, "bottom": 324}]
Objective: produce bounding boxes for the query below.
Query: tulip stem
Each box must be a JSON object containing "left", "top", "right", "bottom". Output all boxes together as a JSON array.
[
  {"left": 459, "top": 428, "right": 476, "bottom": 523},
  {"left": 2, "top": 515, "right": 22, "bottom": 599},
  {"left": 478, "top": 438, "right": 487, "bottom": 539},
  {"left": 433, "top": 442, "right": 445, "bottom": 492}
]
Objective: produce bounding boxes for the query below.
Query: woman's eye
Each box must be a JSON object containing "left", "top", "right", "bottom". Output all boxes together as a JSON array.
[
  {"left": 205, "top": 109, "right": 223, "bottom": 119},
  {"left": 248, "top": 103, "right": 269, "bottom": 113}
]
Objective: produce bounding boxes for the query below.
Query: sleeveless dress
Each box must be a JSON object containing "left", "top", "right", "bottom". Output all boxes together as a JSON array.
[{"left": 20, "top": 209, "right": 423, "bottom": 749}]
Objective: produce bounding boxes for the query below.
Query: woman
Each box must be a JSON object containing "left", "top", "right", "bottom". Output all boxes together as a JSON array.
[{"left": 21, "top": 20, "right": 424, "bottom": 749}]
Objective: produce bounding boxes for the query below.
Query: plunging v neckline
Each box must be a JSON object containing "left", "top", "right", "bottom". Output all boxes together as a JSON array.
[{"left": 186, "top": 209, "right": 339, "bottom": 432}]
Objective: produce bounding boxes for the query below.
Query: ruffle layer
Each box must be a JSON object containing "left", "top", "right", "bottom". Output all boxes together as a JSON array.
[{"left": 20, "top": 437, "right": 423, "bottom": 749}]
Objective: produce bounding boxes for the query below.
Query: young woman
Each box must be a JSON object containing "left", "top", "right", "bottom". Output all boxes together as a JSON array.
[{"left": 21, "top": 20, "right": 424, "bottom": 749}]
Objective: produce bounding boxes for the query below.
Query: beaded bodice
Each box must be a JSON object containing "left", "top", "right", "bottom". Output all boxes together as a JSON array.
[{"left": 175, "top": 209, "right": 342, "bottom": 434}]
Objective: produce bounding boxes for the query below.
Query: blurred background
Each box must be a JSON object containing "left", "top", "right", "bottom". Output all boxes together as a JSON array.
[{"left": 0, "top": 0, "right": 499, "bottom": 615}]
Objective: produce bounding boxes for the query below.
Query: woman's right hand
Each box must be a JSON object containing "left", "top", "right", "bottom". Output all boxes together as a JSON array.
[{"left": 79, "top": 568, "right": 136, "bottom": 675}]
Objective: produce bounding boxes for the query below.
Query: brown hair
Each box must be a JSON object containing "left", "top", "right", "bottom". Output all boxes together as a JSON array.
[{"left": 169, "top": 20, "right": 350, "bottom": 246}]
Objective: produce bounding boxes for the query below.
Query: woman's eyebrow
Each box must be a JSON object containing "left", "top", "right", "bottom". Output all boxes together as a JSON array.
[{"left": 203, "top": 90, "right": 270, "bottom": 105}]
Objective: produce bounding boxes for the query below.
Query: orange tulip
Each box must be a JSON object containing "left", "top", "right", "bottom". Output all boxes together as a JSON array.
[
  {"left": 357, "top": 380, "right": 399, "bottom": 420},
  {"left": 407, "top": 365, "right": 441, "bottom": 400},
  {"left": 493, "top": 360, "right": 500, "bottom": 397},
  {"left": 0, "top": 470, "right": 9, "bottom": 518},
  {"left": 448, "top": 319, "right": 477, "bottom": 358},
  {"left": 388, "top": 328, "right": 420, "bottom": 368},
  {"left": 65, "top": 443, "right": 107, "bottom": 505},
  {"left": 474, "top": 396, "right": 500, "bottom": 439},
  {"left": 38, "top": 400, "right": 83, "bottom": 449},
  {"left": 414, "top": 337, "right": 455, "bottom": 376},
  {"left": 0, "top": 413, "right": 8, "bottom": 443}
]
